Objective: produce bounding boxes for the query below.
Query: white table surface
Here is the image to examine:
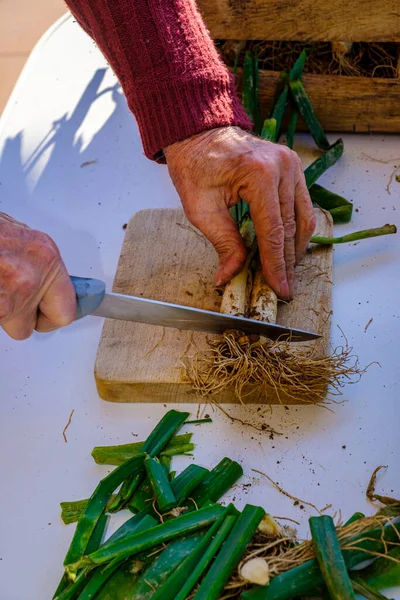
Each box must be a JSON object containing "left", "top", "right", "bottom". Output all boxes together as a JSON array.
[{"left": 0, "top": 13, "right": 399, "bottom": 600}]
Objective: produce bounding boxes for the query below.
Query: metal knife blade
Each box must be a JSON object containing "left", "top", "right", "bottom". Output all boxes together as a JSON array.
[{"left": 92, "top": 291, "right": 320, "bottom": 342}]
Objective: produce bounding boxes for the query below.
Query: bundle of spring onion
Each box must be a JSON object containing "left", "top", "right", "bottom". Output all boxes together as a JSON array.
[
  {"left": 186, "top": 49, "right": 396, "bottom": 404},
  {"left": 55, "top": 410, "right": 400, "bottom": 600}
]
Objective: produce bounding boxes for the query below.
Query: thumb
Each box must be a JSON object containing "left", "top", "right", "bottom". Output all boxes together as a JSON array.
[
  {"left": 36, "top": 267, "right": 77, "bottom": 332},
  {"left": 184, "top": 196, "right": 247, "bottom": 286}
]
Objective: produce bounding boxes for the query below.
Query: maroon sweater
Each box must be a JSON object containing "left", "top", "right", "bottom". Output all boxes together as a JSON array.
[{"left": 65, "top": 0, "right": 251, "bottom": 161}]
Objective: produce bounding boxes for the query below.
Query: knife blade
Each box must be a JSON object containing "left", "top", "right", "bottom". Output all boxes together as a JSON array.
[{"left": 71, "top": 276, "right": 321, "bottom": 342}]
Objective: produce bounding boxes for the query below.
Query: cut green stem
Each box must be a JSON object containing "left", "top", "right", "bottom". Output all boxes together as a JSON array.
[
  {"left": 289, "top": 48, "right": 310, "bottom": 81},
  {"left": 63, "top": 453, "right": 146, "bottom": 565},
  {"left": 351, "top": 577, "right": 392, "bottom": 600},
  {"left": 304, "top": 139, "right": 344, "bottom": 188},
  {"left": 309, "top": 183, "right": 353, "bottom": 223},
  {"left": 103, "top": 534, "right": 204, "bottom": 600},
  {"left": 311, "top": 224, "right": 397, "bottom": 245},
  {"left": 53, "top": 515, "right": 108, "bottom": 598},
  {"left": 356, "top": 546, "right": 400, "bottom": 590},
  {"left": 66, "top": 504, "right": 226, "bottom": 579},
  {"left": 261, "top": 118, "right": 277, "bottom": 142},
  {"left": 344, "top": 512, "right": 365, "bottom": 527},
  {"left": 145, "top": 456, "right": 177, "bottom": 513},
  {"left": 91, "top": 433, "right": 193, "bottom": 466},
  {"left": 75, "top": 515, "right": 156, "bottom": 600},
  {"left": 310, "top": 515, "right": 355, "bottom": 600},
  {"left": 289, "top": 78, "right": 330, "bottom": 150},
  {"left": 170, "top": 464, "right": 209, "bottom": 505},
  {"left": 190, "top": 457, "right": 243, "bottom": 507},
  {"left": 174, "top": 514, "right": 238, "bottom": 600},
  {"left": 193, "top": 504, "right": 265, "bottom": 600}
]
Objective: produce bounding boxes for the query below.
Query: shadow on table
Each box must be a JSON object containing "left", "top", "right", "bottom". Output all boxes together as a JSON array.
[{"left": 0, "top": 68, "right": 143, "bottom": 338}]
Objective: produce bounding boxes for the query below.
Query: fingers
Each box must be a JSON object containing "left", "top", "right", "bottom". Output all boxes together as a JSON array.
[
  {"left": 1, "top": 310, "right": 38, "bottom": 340},
  {"left": 245, "top": 180, "right": 289, "bottom": 300},
  {"left": 0, "top": 216, "right": 76, "bottom": 341},
  {"left": 36, "top": 267, "right": 76, "bottom": 333},
  {"left": 183, "top": 193, "right": 247, "bottom": 286},
  {"left": 278, "top": 171, "right": 296, "bottom": 298},
  {"left": 293, "top": 164, "right": 317, "bottom": 264}
]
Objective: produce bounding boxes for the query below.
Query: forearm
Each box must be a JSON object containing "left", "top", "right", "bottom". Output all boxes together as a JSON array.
[{"left": 64, "top": 0, "right": 251, "bottom": 160}]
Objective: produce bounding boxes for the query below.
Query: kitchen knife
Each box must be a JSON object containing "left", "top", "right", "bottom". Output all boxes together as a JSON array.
[{"left": 71, "top": 276, "right": 321, "bottom": 342}]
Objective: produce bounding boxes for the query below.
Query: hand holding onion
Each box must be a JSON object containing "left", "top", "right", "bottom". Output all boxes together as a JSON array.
[{"left": 165, "top": 125, "right": 316, "bottom": 300}]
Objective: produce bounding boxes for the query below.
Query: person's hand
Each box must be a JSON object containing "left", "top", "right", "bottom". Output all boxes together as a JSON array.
[
  {"left": 0, "top": 213, "right": 76, "bottom": 340},
  {"left": 165, "top": 126, "right": 316, "bottom": 299}
]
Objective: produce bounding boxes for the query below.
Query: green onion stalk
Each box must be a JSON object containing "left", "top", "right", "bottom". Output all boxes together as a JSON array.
[{"left": 56, "top": 410, "right": 400, "bottom": 600}]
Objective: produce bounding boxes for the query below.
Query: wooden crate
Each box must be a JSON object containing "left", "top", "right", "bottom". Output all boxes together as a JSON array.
[{"left": 197, "top": 0, "right": 400, "bottom": 133}]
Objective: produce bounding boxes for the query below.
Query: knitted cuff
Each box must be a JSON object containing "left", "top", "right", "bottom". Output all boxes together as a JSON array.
[{"left": 126, "top": 70, "right": 252, "bottom": 161}]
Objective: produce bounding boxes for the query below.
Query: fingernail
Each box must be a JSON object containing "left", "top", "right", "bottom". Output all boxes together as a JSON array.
[
  {"left": 213, "top": 266, "right": 225, "bottom": 287},
  {"left": 279, "top": 280, "right": 290, "bottom": 300}
]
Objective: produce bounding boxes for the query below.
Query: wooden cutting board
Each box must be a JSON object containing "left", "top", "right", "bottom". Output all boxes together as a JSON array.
[{"left": 95, "top": 207, "right": 333, "bottom": 404}]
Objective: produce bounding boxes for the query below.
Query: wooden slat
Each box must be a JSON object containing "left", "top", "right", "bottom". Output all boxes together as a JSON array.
[
  {"left": 95, "top": 207, "right": 333, "bottom": 405},
  {"left": 197, "top": 0, "right": 400, "bottom": 42},
  {"left": 254, "top": 70, "right": 400, "bottom": 133}
]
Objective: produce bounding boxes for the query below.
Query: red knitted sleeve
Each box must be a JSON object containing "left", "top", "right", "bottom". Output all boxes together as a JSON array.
[{"left": 64, "top": 0, "right": 251, "bottom": 161}]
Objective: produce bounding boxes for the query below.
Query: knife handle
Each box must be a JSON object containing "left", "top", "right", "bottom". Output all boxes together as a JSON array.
[{"left": 70, "top": 276, "right": 106, "bottom": 320}]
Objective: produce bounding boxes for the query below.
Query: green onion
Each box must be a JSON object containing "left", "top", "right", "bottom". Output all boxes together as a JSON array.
[
  {"left": 107, "top": 472, "right": 143, "bottom": 513},
  {"left": 63, "top": 452, "right": 146, "bottom": 567},
  {"left": 171, "top": 464, "right": 209, "bottom": 505},
  {"left": 242, "top": 51, "right": 256, "bottom": 123},
  {"left": 286, "top": 109, "right": 297, "bottom": 150},
  {"left": 356, "top": 546, "right": 400, "bottom": 590},
  {"left": 127, "top": 476, "right": 154, "bottom": 514},
  {"left": 174, "top": 514, "right": 238, "bottom": 600},
  {"left": 74, "top": 515, "right": 156, "bottom": 600},
  {"left": 145, "top": 456, "right": 177, "bottom": 513},
  {"left": 193, "top": 504, "right": 265, "bottom": 600},
  {"left": 159, "top": 454, "right": 172, "bottom": 473},
  {"left": 253, "top": 52, "right": 262, "bottom": 135},
  {"left": 310, "top": 515, "right": 355, "bottom": 600},
  {"left": 75, "top": 562, "right": 121, "bottom": 600},
  {"left": 140, "top": 410, "right": 190, "bottom": 457},
  {"left": 160, "top": 443, "right": 195, "bottom": 457},
  {"left": 87, "top": 514, "right": 108, "bottom": 553},
  {"left": 311, "top": 224, "right": 397, "bottom": 245},
  {"left": 91, "top": 433, "right": 193, "bottom": 466},
  {"left": 60, "top": 499, "right": 92, "bottom": 526},
  {"left": 102, "top": 514, "right": 157, "bottom": 549},
  {"left": 107, "top": 410, "right": 190, "bottom": 512},
  {"left": 351, "top": 577, "right": 392, "bottom": 600},
  {"left": 261, "top": 118, "right": 277, "bottom": 142},
  {"left": 328, "top": 205, "right": 354, "bottom": 223},
  {"left": 304, "top": 139, "right": 344, "bottom": 188},
  {"left": 53, "top": 515, "right": 109, "bottom": 600},
  {"left": 125, "top": 533, "right": 206, "bottom": 599},
  {"left": 344, "top": 512, "right": 365, "bottom": 526},
  {"left": 53, "top": 570, "right": 89, "bottom": 600},
  {"left": 289, "top": 78, "right": 330, "bottom": 150},
  {"left": 190, "top": 457, "right": 243, "bottom": 507},
  {"left": 270, "top": 85, "right": 289, "bottom": 141},
  {"left": 309, "top": 183, "right": 353, "bottom": 223},
  {"left": 66, "top": 504, "right": 226, "bottom": 578},
  {"left": 289, "top": 48, "right": 310, "bottom": 81},
  {"left": 94, "top": 558, "right": 144, "bottom": 600}
]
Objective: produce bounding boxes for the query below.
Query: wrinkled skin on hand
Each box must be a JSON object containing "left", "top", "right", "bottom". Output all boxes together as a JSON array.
[
  {"left": 165, "top": 126, "right": 316, "bottom": 299},
  {"left": 0, "top": 213, "right": 76, "bottom": 340}
]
